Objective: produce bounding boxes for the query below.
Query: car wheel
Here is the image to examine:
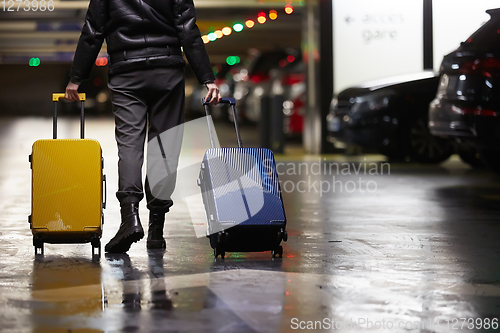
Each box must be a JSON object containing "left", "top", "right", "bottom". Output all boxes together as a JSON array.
[
  {"left": 479, "top": 149, "right": 500, "bottom": 174},
  {"left": 457, "top": 145, "right": 484, "bottom": 168},
  {"left": 407, "top": 118, "right": 454, "bottom": 163}
]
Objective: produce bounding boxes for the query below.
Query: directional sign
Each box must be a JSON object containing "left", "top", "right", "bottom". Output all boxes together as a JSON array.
[{"left": 333, "top": 0, "right": 423, "bottom": 93}]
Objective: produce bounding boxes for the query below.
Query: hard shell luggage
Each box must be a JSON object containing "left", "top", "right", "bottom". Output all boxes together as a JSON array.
[
  {"left": 198, "top": 98, "right": 287, "bottom": 258},
  {"left": 29, "top": 93, "right": 106, "bottom": 258}
]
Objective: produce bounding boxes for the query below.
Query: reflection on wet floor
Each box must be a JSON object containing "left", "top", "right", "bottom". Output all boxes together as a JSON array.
[
  {"left": 1, "top": 117, "right": 500, "bottom": 332},
  {"left": 31, "top": 257, "right": 103, "bottom": 332}
]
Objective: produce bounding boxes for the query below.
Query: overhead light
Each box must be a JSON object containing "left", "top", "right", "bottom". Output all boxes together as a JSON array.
[
  {"left": 226, "top": 56, "right": 241, "bottom": 66},
  {"left": 95, "top": 57, "right": 108, "bottom": 66},
  {"left": 245, "top": 20, "right": 255, "bottom": 28},
  {"left": 233, "top": 23, "right": 244, "bottom": 32},
  {"left": 208, "top": 32, "right": 217, "bottom": 41},
  {"left": 29, "top": 57, "right": 40, "bottom": 67}
]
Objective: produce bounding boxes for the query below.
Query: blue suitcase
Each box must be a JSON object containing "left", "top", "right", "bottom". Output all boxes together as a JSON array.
[{"left": 198, "top": 98, "right": 287, "bottom": 258}]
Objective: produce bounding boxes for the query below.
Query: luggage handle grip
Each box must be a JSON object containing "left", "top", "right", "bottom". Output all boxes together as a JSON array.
[
  {"left": 202, "top": 97, "right": 235, "bottom": 106},
  {"left": 202, "top": 97, "right": 242, "bottom": 149},
  {"left": 103, "top": 174, "right": 107, "bottom": 210},
  {"left": 52, "top": 93, "right": 86, "bottom": 101},
  {"left": 52, "top": 93, "right": 86, "bottom": 140}
]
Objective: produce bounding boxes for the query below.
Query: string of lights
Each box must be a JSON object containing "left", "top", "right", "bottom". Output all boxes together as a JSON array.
[{"left": 200, "top": 4, "right": 295, "bottom": 45}]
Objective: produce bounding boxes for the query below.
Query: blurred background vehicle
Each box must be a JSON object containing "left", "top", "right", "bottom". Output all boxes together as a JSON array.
[
  {"left": 327, "top": 72, "right": 455, "bottom": 163},
  {"left": 273, "top": 59, "right": 305, "bottom": 138},
  {"left": 185, "top": 63, "right": 239, "bottom": 122},
  {"left": 429, "top": 8, "right": 500, "bottom": 171},
  {"left": 233, "top": 48, "right": 302, "bottom": 125}
]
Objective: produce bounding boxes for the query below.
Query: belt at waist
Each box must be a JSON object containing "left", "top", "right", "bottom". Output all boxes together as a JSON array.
[{"left": 110, "top": 47, "right": 182, "bottom": 63}]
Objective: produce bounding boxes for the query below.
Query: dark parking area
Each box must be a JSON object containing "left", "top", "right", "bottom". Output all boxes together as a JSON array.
[{"left": 2, "top": 1, "right": 500, "bottom": 332}]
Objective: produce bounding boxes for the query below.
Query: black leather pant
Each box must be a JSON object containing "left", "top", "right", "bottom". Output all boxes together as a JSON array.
[{"left": 108, "top": 67, "right": 185, "bottom": 213}]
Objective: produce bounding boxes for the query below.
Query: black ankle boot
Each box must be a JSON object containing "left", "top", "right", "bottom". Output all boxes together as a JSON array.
[
  {"left": 105, "top": 203, "right": 144, "bottom": 253},
  {"left": 147, "top": 211, "right": 166, "bottom": 249}
]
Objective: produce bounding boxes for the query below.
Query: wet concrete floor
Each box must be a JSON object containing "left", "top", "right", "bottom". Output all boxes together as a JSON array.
[{"left": 0, "top": 117, "right": 499, "bottom": 332}]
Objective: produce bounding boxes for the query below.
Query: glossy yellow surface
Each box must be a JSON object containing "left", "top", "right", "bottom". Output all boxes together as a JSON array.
[
  {"left": 52, "top": 93, "right": 86, "bottom": 101},
  {"left": 31, "top": 139, "right": 102, "bottom": 235}
]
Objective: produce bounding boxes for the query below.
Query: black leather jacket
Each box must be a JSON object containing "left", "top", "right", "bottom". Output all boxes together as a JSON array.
[{"left": 70, "top": 0, "right": 215, "bottom": 85}]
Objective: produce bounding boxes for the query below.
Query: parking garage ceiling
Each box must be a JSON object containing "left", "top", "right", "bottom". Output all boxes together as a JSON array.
[{"left": 0, "top": 0, "right": 303, "bottom": 64}]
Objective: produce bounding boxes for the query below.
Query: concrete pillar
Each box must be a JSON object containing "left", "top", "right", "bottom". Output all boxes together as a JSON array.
[{"left": 302, "top": 0, "right": 333, "bottom": 154}]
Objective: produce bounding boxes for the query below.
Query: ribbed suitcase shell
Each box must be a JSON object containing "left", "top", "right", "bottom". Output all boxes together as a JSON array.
[
  {"left": 31, "top": 138, "right": 103, "bottom": 242},
  {"left": 201, "top": 147, "right": 286, "bottom": 229}
]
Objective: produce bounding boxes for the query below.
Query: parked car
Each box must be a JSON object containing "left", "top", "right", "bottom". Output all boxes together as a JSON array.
[
  {"left": 271, "top": 61, "right": 305, "bottom": 137},
  {"left": 327, "top": 72, "right": 454, "bottom": 163},
  {"left": 234, "top": 48, "right": 302, "bottom": 124},
  {"left": 429, "top": 8, "right": 500, "bottom": 171}
]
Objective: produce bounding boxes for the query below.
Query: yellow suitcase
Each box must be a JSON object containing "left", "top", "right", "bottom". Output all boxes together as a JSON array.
[{"left": 29, "top": 93, "right": 106, "bottom": 258}]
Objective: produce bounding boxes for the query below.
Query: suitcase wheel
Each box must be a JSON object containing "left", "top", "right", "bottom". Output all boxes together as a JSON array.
[
  {"left": 278, "top": 229, "right": 288, "bottom": 243},
  {"left": 272, "top": 246, "right": 283, "bottom": 258},
  {"left": 91, "top": 234, "right": 101, "bottom": 261},
  {"left": 33, "top": 235, "right": 44, "bottom": 256},
  {"left": 212, "top": 232, "right": 227, "bottom": 258},
  {"left": 214, "top": 246, "right": 225, "bottom": 259}
]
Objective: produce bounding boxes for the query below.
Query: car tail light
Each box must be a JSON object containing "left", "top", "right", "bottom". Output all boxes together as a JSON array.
[
  {"left": 284, "top": 93, "right": 305, "bottom": 134},
  {"left": 287, "top": 112, "right": 304, "bottom": 133},
  {"left": 282, "top": 73, "right": 304, "bottom": 86},
  {"left": 476, "top": 109, "right": 497, "bottom": 116},
  {"left": 460, "top": 58, "right": 500, "bottom": 77},
  {"left": 453, "top": 105, "right": 497, "bottom": 117},
  {"left": 292, "top": 96, "right": 305, "bottom": 113},
  {"left": 250, "top": 73, "right": 270, "bottom": 83}
]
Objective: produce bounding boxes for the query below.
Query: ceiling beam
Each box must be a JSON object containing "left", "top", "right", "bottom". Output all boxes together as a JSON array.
[
  {"left": 49, "top": 0, "right": 290, "bottom": 10},
  {"left": 0, "top": 31, "right": 80, "bottom": 39}
]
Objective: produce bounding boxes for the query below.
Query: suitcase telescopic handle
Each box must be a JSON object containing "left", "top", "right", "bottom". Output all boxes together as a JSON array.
[
  {"left": 52, "top": 93, "right": 86, "bottom": 140},
  {"left": 202, "top": 97, "right": 242, "bottom": 149}
]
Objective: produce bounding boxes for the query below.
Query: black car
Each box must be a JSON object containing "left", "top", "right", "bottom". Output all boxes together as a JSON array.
[
  {"left": 327, "top": 72, "right": 454, "bottom": 163},
  {"left": 429, "top": 8, "right": 500, "bottom": 170}
]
